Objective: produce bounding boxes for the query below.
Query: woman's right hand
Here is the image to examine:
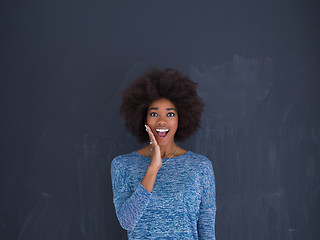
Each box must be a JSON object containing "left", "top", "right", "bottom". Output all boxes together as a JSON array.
[{"left": 145, "top": 124, "right": 162, "bottom": 170}]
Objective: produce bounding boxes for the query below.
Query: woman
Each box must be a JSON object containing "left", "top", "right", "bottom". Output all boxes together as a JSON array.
[{"left": 111, "top": 68, "right": 216, "bottom": 239}]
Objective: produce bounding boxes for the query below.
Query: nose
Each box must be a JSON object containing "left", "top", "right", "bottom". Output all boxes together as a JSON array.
[{"left": 157, "top": 115, "right": 167, "bottom": 125}]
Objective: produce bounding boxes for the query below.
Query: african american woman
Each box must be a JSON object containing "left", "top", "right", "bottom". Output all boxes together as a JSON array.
[{"left": 111, "top": 68, "right": 216, "bottom": 239}]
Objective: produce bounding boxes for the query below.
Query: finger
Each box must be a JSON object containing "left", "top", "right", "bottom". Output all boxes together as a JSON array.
[
  {"left": 145, "top": 124, "right": 158, "bottom": 146},
  {"left": 145, "top": 124, "right": 156, "bottom": 143}
]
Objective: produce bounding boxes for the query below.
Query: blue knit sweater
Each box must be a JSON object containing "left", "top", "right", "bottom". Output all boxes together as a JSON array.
[{"left": 111, "top": 151, "right": 216, "bottom": 239}]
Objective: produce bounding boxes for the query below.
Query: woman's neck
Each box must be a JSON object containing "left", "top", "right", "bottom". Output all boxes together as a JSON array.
[
  {"left": 137, "top": 141, "right": 182, "bottom": 158},
  {"left": 158, "top": 142, "right": 177, "bottom": 158}
]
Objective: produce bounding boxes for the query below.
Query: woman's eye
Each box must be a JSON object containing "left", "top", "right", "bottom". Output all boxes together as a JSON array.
[
  {"left": 150, "top": 112, "right": 158, "bottom": 117},
  {"left": 167, "top": 112, "right": 175, "bottom": 117}
]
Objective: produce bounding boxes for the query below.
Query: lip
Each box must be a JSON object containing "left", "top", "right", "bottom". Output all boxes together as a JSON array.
[{"left": 154, "top": 128, "right": 170, "bottom": 138}]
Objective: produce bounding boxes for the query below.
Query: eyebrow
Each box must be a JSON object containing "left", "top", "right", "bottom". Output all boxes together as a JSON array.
[{"left": 149, "top": 107, "right": 177, "bottom": 111}]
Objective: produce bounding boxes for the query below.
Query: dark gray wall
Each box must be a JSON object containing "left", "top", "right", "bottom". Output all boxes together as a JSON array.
[{"left": 1, "top": 1, "right": 319, "bottom": 239}]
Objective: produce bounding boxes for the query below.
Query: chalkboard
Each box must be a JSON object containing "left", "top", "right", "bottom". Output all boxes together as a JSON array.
[{"left": 1, "top": 0, "right": 319, "bottom": 239}]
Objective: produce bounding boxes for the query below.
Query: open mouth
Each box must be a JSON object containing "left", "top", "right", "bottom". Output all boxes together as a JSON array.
[{"left": 155, "top": 128, "right": 169, "bottom": 138}]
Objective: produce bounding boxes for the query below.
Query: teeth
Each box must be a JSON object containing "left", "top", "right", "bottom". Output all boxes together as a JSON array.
[{"left": 156, "top": 129, "right": 169, "bottom": 132}]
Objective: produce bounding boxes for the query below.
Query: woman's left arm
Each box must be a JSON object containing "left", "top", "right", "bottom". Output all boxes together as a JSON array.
[{"left": 197, "top": 159, "right": 216, "bottom": 240}]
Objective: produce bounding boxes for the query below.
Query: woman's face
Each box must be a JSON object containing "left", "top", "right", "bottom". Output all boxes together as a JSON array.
[{"left": 146, "top": 98, "right": 178, "bottom": 146}]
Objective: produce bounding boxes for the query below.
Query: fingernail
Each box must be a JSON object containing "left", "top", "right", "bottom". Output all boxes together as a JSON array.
[{"left": 144, "top": 124, "right": 148, "bottom": 132}]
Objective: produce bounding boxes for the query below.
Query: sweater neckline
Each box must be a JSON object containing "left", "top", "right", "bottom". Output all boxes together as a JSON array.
[{"left": 133, "top": 150, "right": 191, "bottom": 160}]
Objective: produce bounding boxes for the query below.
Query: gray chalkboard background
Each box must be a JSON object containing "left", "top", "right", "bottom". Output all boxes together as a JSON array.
[{"left": 1, "top": 1, "right": 319, "bottom": 240}]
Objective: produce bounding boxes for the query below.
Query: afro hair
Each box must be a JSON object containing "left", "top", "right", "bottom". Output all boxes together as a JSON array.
[{"left": 120, "top": 67, "right": 204, "bottom": 143}]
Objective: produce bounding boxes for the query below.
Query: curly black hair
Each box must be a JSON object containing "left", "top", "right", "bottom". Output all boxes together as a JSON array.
[{"left": 120, "top": 67, "right": 204, "bottom": 143}]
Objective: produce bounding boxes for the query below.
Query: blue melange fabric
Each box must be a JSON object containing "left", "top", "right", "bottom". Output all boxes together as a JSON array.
[{"left": 111, "top": 151, "right": 216, "bottom": 239}]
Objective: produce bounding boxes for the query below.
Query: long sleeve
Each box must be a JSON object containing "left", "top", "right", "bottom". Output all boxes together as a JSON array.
[
  {"left": 111, "top": 157, "right": 152, "bottom": 231},
  {"left": 197, "top": 160, "right": 216, "bottom": 239},
  {"left": 110, "top": 151, "right": 216, "bottom": 239}
]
